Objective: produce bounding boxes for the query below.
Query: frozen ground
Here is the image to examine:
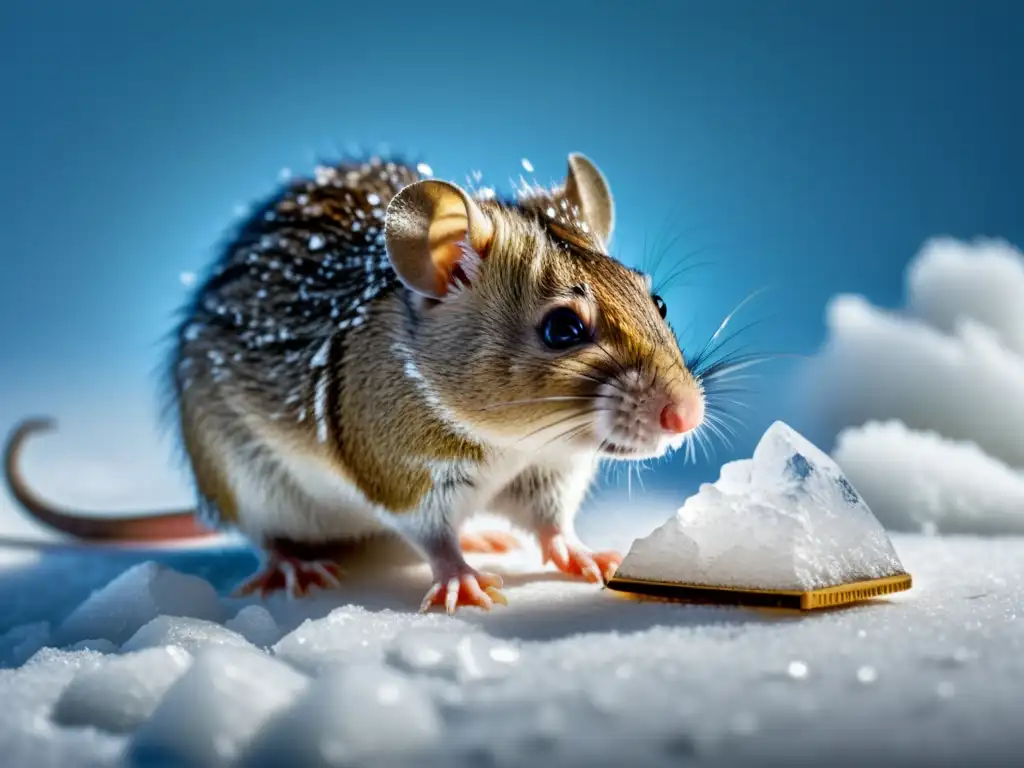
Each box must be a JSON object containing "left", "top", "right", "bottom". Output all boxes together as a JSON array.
[{"left": 1, "top": 506, "right": 1021, "bottom": 768}]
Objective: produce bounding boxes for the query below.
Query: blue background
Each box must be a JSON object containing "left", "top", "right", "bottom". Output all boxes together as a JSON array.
[{"left": 1, "top": 0, "right": 1021, "bottom": 505}]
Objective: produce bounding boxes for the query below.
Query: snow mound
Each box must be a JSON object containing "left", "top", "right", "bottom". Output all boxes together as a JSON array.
[
  {"left": 800, "top": 237, "right": 1024, "bottom": 536},
  {"left": 121, "top": 615, "right": 254, "bottom": 655},
  {"left": 242, "top": 664, "right": 442, "bottom": 767},
  {"left": 225, "top": 605, "right": 281, "bottom": 648},
  {"left": 616, "top": 421, "right": 905, "bottom": 590},
  {"left": 834, "top": 420, "right": 1024, "bottom": 535},
  {"left": 52, "top": 645, "right": 193, "bottom": 733},
  {"left": 57, "top": 561, "right": 224, "bottom": 646},
  {"left": 273, "top": 604, "right": 469, "bottom": 674},
  {"left": 126, "top": 645, "right": 309, "bottom": 767},
  {"left": 386, "top": 628, "right": 522, "bottom": 683}
]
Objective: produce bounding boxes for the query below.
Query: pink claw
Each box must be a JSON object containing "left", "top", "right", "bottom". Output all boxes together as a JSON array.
[
  {"left": 232, "top": 556, "right": 344, "bottom": 599},
  {"left": 420, "top": 570, "right": 507, "bottom": 615},
  {"left": 540, "top": 531, "right": 622, "bottom": 584}
]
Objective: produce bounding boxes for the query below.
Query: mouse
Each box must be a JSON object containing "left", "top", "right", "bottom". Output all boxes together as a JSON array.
[{"left": 3, "top": 152, "right": 706, "bottom": 614}]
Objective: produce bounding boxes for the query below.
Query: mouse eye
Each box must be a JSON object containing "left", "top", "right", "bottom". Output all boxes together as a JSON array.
[
  {"left": 652, "top": 294, "right": 667, "bottom": 319},
  {"left": 539, "top": 307, "right": 589, "bottom": 350}
]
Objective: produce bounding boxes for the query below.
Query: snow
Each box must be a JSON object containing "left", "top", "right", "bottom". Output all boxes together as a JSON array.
[
  {"left": 800, "top": 236, "right": 1024, "bottom": 535},
  {"left": 834, "top": 420, "right": 1024, "bottom": 535},
  {"left": 0, "top": 526, "right": 1021, "bottom": 766},
  {"left": 225, "top": 606, "right": 280, "bottom": 649},
  {"left": 616, "top": 422, "right": 904, "bottom": 591},
  {"left": 246, "top": 665, "right": 443, "bottom": 766},
  {"left": 126, "top": 646, "right": 310, "bottom": 767},
  {"left": 56, "top": 561, "right": 224, "bottom": 647},
  {"left": 120, "top": 615, "right": 254, "bottom": 655},
  {"left": 51, "top": 646, "right": 193, "bottom": 733}
]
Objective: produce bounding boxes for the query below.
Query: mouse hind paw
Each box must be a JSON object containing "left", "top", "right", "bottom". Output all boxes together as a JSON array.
[
  {"left": 232, "top": 556, "right": 344, "bottom": 599},
  {"left": 458, "top": 529, "right": 521, "bottom": 554}
]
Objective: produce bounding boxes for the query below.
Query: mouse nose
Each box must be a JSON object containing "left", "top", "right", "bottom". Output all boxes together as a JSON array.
[{"left": 659, "top": 399, "right": 703, "bottom": 435}]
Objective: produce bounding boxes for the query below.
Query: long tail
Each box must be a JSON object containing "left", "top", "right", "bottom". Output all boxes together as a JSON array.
[{"left": 3, "top": 418, "right": 217, "bottom": 542}]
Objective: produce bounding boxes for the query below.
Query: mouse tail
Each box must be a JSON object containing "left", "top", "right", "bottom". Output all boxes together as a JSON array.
[{"left": 3, "top": 418, "right": 218, "bottom": 542}]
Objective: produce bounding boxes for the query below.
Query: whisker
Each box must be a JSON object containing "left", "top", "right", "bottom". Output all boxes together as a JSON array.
[
  {"left": 703, "top": 415, "right": 734, "bottom": 449},
  {"left": 704, "top": 411, "right": 739, "bottom": 439},
  {"left": 472, "top": 395, "right": 610, "bottom": 412},
  {"left": 708, "top": 287, "right": 771, "bottom": 348},
  {"left": 510, "top": 409, "right": 602, "bottom": 450},
  {"left": 592, "top": 340, "right": 628, "bottom": 377},
  {"left": 534, "top": 421, "right": 593, "bottom": 455}
]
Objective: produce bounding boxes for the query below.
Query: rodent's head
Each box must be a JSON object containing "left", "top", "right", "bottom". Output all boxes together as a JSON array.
[{"left": 384, "top": 154, "right": 704, "bottom": 461}]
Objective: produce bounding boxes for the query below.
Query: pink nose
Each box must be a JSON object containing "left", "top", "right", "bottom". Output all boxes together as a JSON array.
[{"left": 660, "top": 403, "right": 693, "bottom": 434}]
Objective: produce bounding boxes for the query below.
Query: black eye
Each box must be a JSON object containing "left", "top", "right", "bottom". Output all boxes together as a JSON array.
[
  {"left": 653, "top": 294, "right": 667, "bottom": 319},
  {"left": 539, "top": 307, "right": 589, "bottom": 350}
]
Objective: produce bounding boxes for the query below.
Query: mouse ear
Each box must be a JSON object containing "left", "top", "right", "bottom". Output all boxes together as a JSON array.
[
  {"left": 384, "top": 180, "right": 495, "bottom": 299},
  {"left": 563, "top": 153, "right": 615, "bottom": 248}
]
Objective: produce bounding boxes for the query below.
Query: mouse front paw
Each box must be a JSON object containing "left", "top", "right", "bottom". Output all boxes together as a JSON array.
[
  {"left": 420, "top": 568, "right": 507, "bottom": 615},
  {"left": 539, "top": 530, "right": 622, "bottom": 584}
]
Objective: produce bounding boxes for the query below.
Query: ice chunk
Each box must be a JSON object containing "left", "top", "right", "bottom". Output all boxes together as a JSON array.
[
  {"left": 242, "top": 664, "right": 441, "bottom": 767},
  {"left": 52, "top": 645, "right": 193, "bottom": 733},
  {"left": 386, "top": 629, "right": 522, "bottom": 683},
  {"left": 225, "top": 605, "right": 281, "bottom": 648},
  {"left": 274, "top": 604, "right": 468, "bottom": 674},
  {"left": 121, "top": 616, "right": 255, "bottom": 655},
  {"left": 126, "top": 646, "right": 309, "bottom": 767},
  {"left": 57, "top": 562, "right": 224, "bottom": 646},
  {"left": 616, "top": 421, "right": 905, "bottom": 590}
]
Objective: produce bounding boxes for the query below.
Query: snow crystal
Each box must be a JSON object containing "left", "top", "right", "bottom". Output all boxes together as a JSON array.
[
  {"left": 52, "top": 646, "right": 193, "bottom": 733},
  {"left": 833, "top": 420, "right": 1024, "bottom": 535},
  {"left": 57, "top": 562, "right": 224, "bottom": 646},
  {"left": 121, "top": 615, "right": 255, "bottom": 655},
  {"left": 521, "top": 158, "right": 534, "bottom": 173},
  {"left": 243, "top": 664, "right": 442, "bottom": 766},
  {"left": 416, "top": 162, "right": 433, "bottom": 177},
  {"left": 225, "top": 605, "right": 281, "bottom": 648},
  {"left": 179, "top": 271, "right": 196, "bottom": 287},
  {"left": 616, "top": 421, "right": 905, "bottom": 590},
  {"left": 127, "top": 646, "right": 309, "bottom": 767}
]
